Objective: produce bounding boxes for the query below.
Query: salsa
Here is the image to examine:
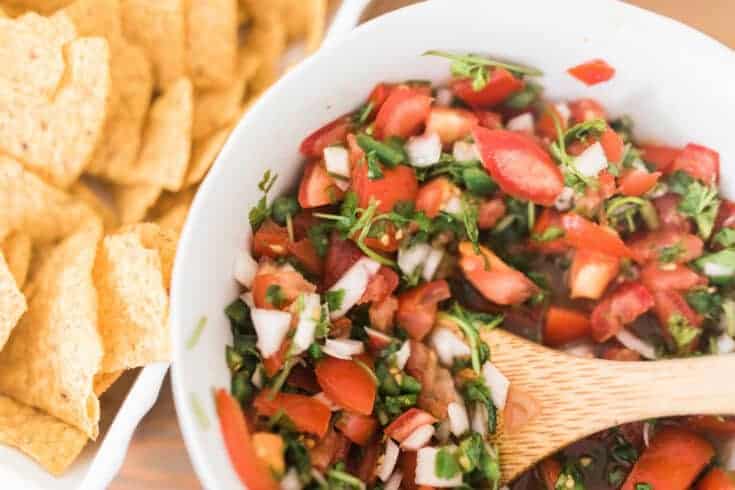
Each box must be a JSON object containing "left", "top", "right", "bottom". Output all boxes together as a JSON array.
[{"left": 220, "top": 51, "right": 735, "bottom": 490}]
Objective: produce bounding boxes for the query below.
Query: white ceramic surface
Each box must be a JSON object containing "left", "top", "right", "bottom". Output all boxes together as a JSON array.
[{"left": 171, "top": 0, "right": 735, "bottom": 488}]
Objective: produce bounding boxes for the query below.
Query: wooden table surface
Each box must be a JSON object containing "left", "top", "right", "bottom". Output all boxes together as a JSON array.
[{"left": 110, "top": 1, "right": 734, "bottom": 488}]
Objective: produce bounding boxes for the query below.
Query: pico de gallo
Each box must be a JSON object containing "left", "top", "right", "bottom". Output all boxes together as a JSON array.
[{"left": 219, "top": 51, "right": 735, "bottom": 490}]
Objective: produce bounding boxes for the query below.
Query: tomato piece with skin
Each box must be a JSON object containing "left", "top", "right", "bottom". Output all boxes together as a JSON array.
[
  {"left": 399, "top": 451, "right": 420, "bottom": 490},
  {"left": 384, "top": 408, "right": 437, "bottom": 442},
  {"left": 323, "top": 233, "right": 363, "bottom": 289},
  {"left": 628, "top": 230, "right": 704, "bottom": 265},
  {"left": 335, "top": 412, "right": 378, "bottom": 446},
  {"left": 567, "top": 58, "right": 616, "bottom": 85},
  {"left": 373, "top": 86, "right": 432, "bottom": 139},
  {"left": 263, "top": 339, "right": 290, "bottom": 377},
  {"left": 368, "top": 295, "right": 398, "bottom": 333},
  {"left": 569, "top": 98, "right": 607, "bottom": 123},
  {"left": 569, "top": 249, "right": 620, "bottom": 300},
  {"left": 621, "top": 426, "right": 714, "bottom": 490},
  {"left": 356, "top": 439, "right": 381, "bottom": 485},
  {"left": 416, "top": 177, "right": 457, "bottom": 218},
  {"left": 619, "top": 168, "right": 662, "bottom": 197},
  {"left": 590, "top": 282, "right": 655, "bottom": 342},
  {"left": 602, "top": 346, "right": 642, "bottom": 361},
  {"left": 252, "top": 220, "right": 289, "bottom": 259},
  {"left": 396, "top": 280, "right": 452, "bottom": 340},
  {"left": 600, "top": 127, "right": 624, "bottom": 164},
  {"left": 473, "top": 127, "right": 564, "bottom": 206},
  {"left": 539, "top": 458, "right": 562, "bottom": 490},
  {"left": 641, "top": 143, "right": 682, "bottom": 172},
  {"left": 561, "top": 213, "right": 632, "bottom": 258},
  {"left": 536, "top": 103, "right": 566, "bottom": 140},
  {"left": 351, "top": 158, "right": 419, "bottom": 213},
  {"left": 669, "top": 143, "right": 720, "bottom": 183},
  {"left": 315, "top": 356, "right": 377, "bottom": 416},
  {"left": 368, "top": 82, "right": 393, "bottom": 111},
  {"left": 298, "top": 160, "right": 344, "bottom": 209},
  {"left": 253, "top": 391, "right": 331, "bottom": 438},
  {"left": 451, "top": 68, "right": 524, "bottom": 108},
  {"left": 544, "top": 306, "right": 592, "bottom": 346},
  {"left": 696, "top": 467, "right": 735, "bottom": 490},
  {"left": 215, "top": 390, "right": 280, "bottom": 490},
  {"left": 686, "top": 415, "right": 735, "bottom": 436},
  {"left": 359, "top": 265, "right": 399, "bottom": 304},
  {"left": 425, "top": 107, "right": 478, "bottom": 145},
  {"left": 652, "top": 290, "right": 704, "bottom": 345},
  {"left": 640, "top": 263, "right": 707, "bottom": 292},
  {"left": 252, "top": 268, "right": 316, "bottom": 309},
  {"left": 531, "top": 208, "right": 568, "bottom": 254},
  {"left": 459, "top": 241, "right": 539, "bottom": 305},
  {"left": 287, "top": 238, "right": 323, "bottom": 276},
  {"left": 300, "top": 115, "right": 351, "bottom": 158},
  {"left": 310, "top": 426, "right": 350, "bottom": 472},
  {"left": 477, "top": 197, "right": 506, "bottom": 230},
  {"left": 654, "top": 194, "right": 693, "bottom": 232},
  {"left": 475, "top": 110, "right": 503, "bottom": 129}
]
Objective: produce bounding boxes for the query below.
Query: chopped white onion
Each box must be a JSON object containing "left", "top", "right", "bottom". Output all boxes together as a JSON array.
[
  {"left": 703, "top": 261, "right": 735, "bottom": 279},
  {"left": 398, "top": 243, "right": 431, "bottom": 277},
  {"left": 251, "top": 366, "right": 264, "bottom": 389},
  {"left": 719, "top": 436, "right": 735, "bottom": 471},
  {"left": 401, "top": 424, "right": 435, "bottom": 450},
  {"left": 291, "top": 293, "right": 322, "bottom": 355},
  {"left": 615, "top": 329, "right": 657, "bottom": 360},
  {"left": 554, "top": 102, "right": 571, "bottom": 126},
  {"left": 251, "top": 308, "right": 291, "bottom": 357},
  {"left": 323, "top": 338, "right": 364, "bottom": 360},
  {"left": 233, "top": 249, "right": 258, "bottom": 287},
  {"left": 395, "top": 341, "right": 411, "bottom": 370},
  {"left": 415, "top": 447, "right": 463, "bottom": 487},
  {"left": 407, "top": 132, "right": 442, "bottom": 167},
  {"left": 376, "top": 439, "right": 400, "bottom": 482},
  {"left": 448, "top": 402, "right": 470, "bottom": 436},
  {"left": 384, "top": 471, "right": 403, "bottom": 490},
  {"left": 312, "top": 392, "right": 340, "bottom": 411},
  {"left": 442, "top": 195, "right": 463, "bottom": 215},
  {"left": 430, "top": 328, "right": 471, "bottom": 366},
  {"left": 506, "top": 113, "right": 534, "bottom": 133},
  {"left": 643, "top": 421, "right": 654, "bottom": 447},
  {"left": 716, "top": 333, "right": 735, "bottom": 354},
  {"left": 482, "top": 361, "right": 510, "bottom": 410},
  {"left": 436, "top": 88, "right": 453, "bottom": 107},
  {"left": 554, "top": 186, "right": 575, "bottom": 212},
  {"left": 323, "top": 146, "right": 351, "bottom": 178},
  {"left": 471, "top": 402, "right": 488, "bottom": 438},
  {"left": 573, "top": 141, "right": 608, "bottom": 177},
  {"left": 452, "top": 141, "right": 479, "bottom": 161},
  {"left": 422, "top": 247, "right": 444, "bottom": 282},
  {"left": 329, "top": 257, "right": 381, "bottom": 318},
  {"left": 280, "top": 468, "right": 303, "bottom": 490},
  {"left": 365, "top": 327, "right": 393, "bottom": 349},
  {"left": 561, "top": 341, "right": 596, "bottom": 358}
]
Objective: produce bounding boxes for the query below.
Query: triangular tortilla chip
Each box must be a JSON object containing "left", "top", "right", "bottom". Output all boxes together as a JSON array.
[
  {"left": 0, "top": 0, "right": 74, "bottom": 15},
  {"left": 0, "top": 222, "right": 103, "bottom": 439},
  {"left": 112, "top": 183, "right": 162, "bottom": 225},
  {"left": 93, "top": 370, "right": 123, "bottom": 396},
  {"left": 0, "top": 36, "right": 111, "bottom": 187},
  {"left": 187, "top": 0, "right": 237, "bottom": 89},
  {"left": 94, "top": 227, "right": 169, "bottom": 373},
  {"left": 186, "top": 124, "right": 231, "bottom": 186},
  {"left": 243, "top": 10, "right": 286, "bottom": 97},
  {"left": 119, "top": 222, "right": 177, "bottom": 290},
  {"left": 0, "top": 156, "right": 97, "bottom": 244},
  {"left": 1, "top": 231, "right": 31, "bottom": 288},
  {"left": 0, "top": 251, "right": 26, "bottom": 351},
  {"left": 156, "top": 203, "right": 190, "bottom": 236},
  {"left": 69, "top": 180, "right": 119, "bottom": 232},
  {"left": 0, "top": 395, "right": 88, "bottom": 476}
]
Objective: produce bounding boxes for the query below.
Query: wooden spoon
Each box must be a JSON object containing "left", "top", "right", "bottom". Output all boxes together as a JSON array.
[{"left": 482, "top": 328, "right": 735, "bottom": 484}]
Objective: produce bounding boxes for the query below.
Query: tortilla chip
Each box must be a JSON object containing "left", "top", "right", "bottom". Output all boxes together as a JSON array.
[
  {"left": 120, "top": 0, "right": 186, "bottom": 90},
  {"left": 0, "top": 36, "right": 111, "bottom": 188},
  {"left": 156, "top": 203, "right": 190, "bottom": 236},
  {"left": 93, "top": 370, "right": 122, "bottom": 396},
  {"left": 0, "top": 13, "right": 77, "bottom": 98},
  {"left": 305, "top": 0, "right": 327, "bottom": 53},
  {"left": 1, "top": 231, "right": 31, "bottom": 288},
  {"left": 192, "top": 54, "right": 258, "bottom": 140},
  {"left": 0, "top": 251, "right": 26, "bottom": 350},
  {"left": 119, "top": 223, "right": 177, "bottom": 290},
  {"left": 0, "top": 222, "right": 103, "bottom": 439},
  {"left": 112, "top": 183, "right": 162, "bottom": 225},
  {"left": 187, "top": 124, "right": 231, "bottom": 186},
  {"left": 0, "top": 395, "right": 88, "bottom": 476},
  {"left": 94, "top": 228, "right": 169, "bottom": 373},
  {"left": 148, "top": 188, "right": 195, "bottom": 235},
  {"left": 187, "top": 0, "right": 237, "bottom": 89},
  {"left": 0, "top": 156, "right": 97, "bottom": 244},
  {"left": 0, "top": 7, "right": 5, "bottom": 17},
  {"left": 0, "top": 0, "right": 74, "bottom": 14},
  {"left": 243, "top": 11, "right": 286, "bottom": 97},
  {"left": 69, "top": 180, "right": 119, "bottom": 231}
]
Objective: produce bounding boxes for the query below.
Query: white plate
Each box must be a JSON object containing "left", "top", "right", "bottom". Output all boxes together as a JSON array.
[{"left": 171, "top": 0, "right": 735, "bottom": 488}]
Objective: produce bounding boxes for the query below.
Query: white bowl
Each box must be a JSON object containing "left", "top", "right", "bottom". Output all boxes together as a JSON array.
[{"left": 171, "top": 0, "right": 735, "bottom": 488}]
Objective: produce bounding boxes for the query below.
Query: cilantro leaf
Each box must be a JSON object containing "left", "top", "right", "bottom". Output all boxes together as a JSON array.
[
  {"left": 461, "top": 194, "right": 480, "bottom": 252},
  {"left": 677, "top": 179, "right": 720, "bottom": 239},
  {"left": 714, "top": 228, "right": 735, "bottom": 248},
  {"left": 248, "top": 170, "right": 278, "bottom": 230},
  {"left": 658, "top": 242, "right": 684, "bottom": 263},
  {"left": 424, "top": 50, "right": 543, "bottom": 89},
  {"left": 555, "top": 460, "right": 586, "bottom": 490},
  {"left": 439, "top": 303, "right": 501, "bottom": 373},
  {"left": 668, "top": 314, "right": 700, "bottom": 353},
  {"left": 533, "top": 225, "right": 565, "bottom": 242},
  {"left": 265, "top": 284, "right": 285, "bottom": 308},
  {"left": 366, "top": 150, "right": 384, "bottom": 179},
  {"left": 435, "top": 447, "right": 461, "bottom": 479},
  {"left": 325, "top": 289, "right": 345, "bottom": 312}
]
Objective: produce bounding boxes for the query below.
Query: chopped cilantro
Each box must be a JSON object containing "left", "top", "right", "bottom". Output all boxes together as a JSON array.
[
  {"left": 435, "top": 447, "right": 461, "bottom": 479},
  {"left": 354, "top": 101, "right": 374, "bottom": 125},
  {"left": 504, "top": 81, "right": 542, "bottom": 110},
  {"left": 265, "top": 284, "right": 285, "bottom": 308},
  {"left": 248, "top": 170, "right": 278, "bottom": 230},
  {"left": 722, "top": 299, "right": 735, "bottom": 337},
  {"left": 325, "top": 288, "right": 345, "bottom": 312},
  {"left": 462, "top": 377, "right": 497, "bottom": 434},
  {"left": 686, "top": 289, "right": 722, "bottom": 319},
  {"left": 714, "top": 228, "right": 735, "bottom": 248},
  {"left": 356, "top": 133, "right": 405, "bottom": 166},
  {"left": 533, "top": 226, "right": 565, "bottom": 242},
  {"left": 307, "top": 222, "right": 331, "bottom": 257},
  {"left": 695, "top": 249, "right": 735, "bottom": 284},
  {"left": 668, "top": 314, "right": 700, "bottom": 352},
  {"left": 635, "top": 484, "right": 652, "bottom": 490},
  {"left": 186, "top": 316, "right": 207, "bottom": 350},
  {"left": 610, "top": 115, "right": 635, "bottom": 143},
  {"left": 658, "top": 242, "right": 684, "bottom": 263},
  {"left": 677, "top": 179, "right": 720, "bottom": 239},
  {"left": 667, "top": 170, "right": 694, "bottom": 195},
  {"left": 425, "top": 51, "right": 542, "bottom": 92},
  {"left": 461, "top": 194, "right": 480, "bottom": 252},
  {"left": 366, "top": 150, "right": 383, "bottom": 179},
  {"left": 555, "top": 461, "right": 586, "bottom": 490},
  {"left": 438, "top": 303, "right": 501, "bottom": 373}
]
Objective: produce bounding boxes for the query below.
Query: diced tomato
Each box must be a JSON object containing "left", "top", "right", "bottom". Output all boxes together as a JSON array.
[
  {"left": 336, "top": 412, "right": 378, "bottom": 446},
  {"left": 351, "top": 159, "right": 419, "bottom": 213},
  {"left": 298, "top": 160, "right": 344, "bottom": 208},
  {"left": 300, "top": 116, "right": 351, "bottom": 158},
  {"left": 654, "top": 194, "right": 692, "bottom": 232},
  {"left": 368, "top": 82, "right": 393, "bottom": 111},
  {"left": 253, "top": 391, "right": 331, "bottom": 438},
  {"left": 536, "top": 103, "right": 566, "bottom": 140},
  {"left": 539, "top": 458, "right": 562, "bottom": 490},
  {"left": 396, "top": 280, "right": 452, "bottom": 340},
  {"left": 561, "top": 213, "right": 632, "bottom": 258},
  {"left": 696, "top": 467, "right": 735, "bottom": 490},
  {"left": 287, "top": 364, "right": 320, "bottom": 393},
  {"left": 669, "top": 143, "right": 720, "bottom": 183},
  {"left": 590, "top": 282, "right": 655, "bottom": 342},
  {"left": 356, "top": 440, "right": 381, "bottom": 484},
  {"left": 569, "top": 249, "right": 620, "bottom": 300},
  {"left": 600, "top": 127, "right": 624, "bottom": 164},
  {"left": 473, "top": 128, "right": 564, "bottom": 206},
  {"left": 544, "top": 306, "right": 591, "bottom": 346},
  {"left": 598, "top": 169, "right": 617, "bottom": 198},
  {"left": 602, "top": 346, "right": 642, "bottom": 361},
  {"left": 717, "top": 200, "right": 735, "bottom": 232},
  {"left": 475, "top": 110, "right": 504, "bottom": 129},
  {"left": 477, "top": 197, "right": 506, "bottom": 230},
  {"left": 618, "top": 168, "right": 661, "bottom": 197},
  {"left": 263, "top": 340, "right": 290, "bottom": 376},
  {"left": 292, "top": 211, "right": 320, "bottom": 240},
  {"left": 252, "top": 268, "right": 316, "bottom": 309},
  {"left": 504, "top": 386, "right": 541, "bottom": 433},
  {"left": 399, "top": 451, "right": 420, "bottom": 490},
  {"left": 330, "top": 316, "right": 353, "bottom": 338},
  {"left": 652, "top": 289, "right": 704, "bottom": 342},
  {"left": 531, "top": 209, "right": 568, "bottom": 254},
  {"left": 628, "top": 230, "right": 704, "bottom": 265},
  {"left": 569, "top": 98, "right": 607, "bottom": 123},
  {"left": 425, "top": 107, "right": 478, "bottom": 145},
  {"left": 323, "top": 233, "right": 363, "bottom": 289},
  {"left": 640, "top": 143, "right": 682, "bottom": 172},
  {"left": 315, "top": 356, "right": 377, "bottom": 416},
  {"left": 686, "top": 416, "right": 735, "bottom": 436},
  {"left": 368, "top": 295, "right": 398, "bottom": 333},
  {"left": 287, "top": 238, "right": 323, "bottom": 276},
  {"left": 621, "top": 426, "right": 714, "bottom": 490},
  {"left": 640, "top": 263, "right": 707, "bottom": 292},
  {"left": 215, "top": 390, "right": 280, "bottom": 490},
  {"left": 416, "top": 177, "right": 457, "bottom": 218},
  {"left": 459, "top": 241, "right": 538, "bottom": 305},
  {"left": 567, "top": 59, "right": 616, "bottom": 86},
  {"left": 359, "top": 221, "right": 401, "bottom": 253},
  {"left": 373, "top": 86, "right": 432, "bottom": 139},
  {"left": 451, "top": 67, "right": 524, "bottom": 108},
  {"left": 359, "top": 266, "right": 399, "bottom": 304},
  {"left": 252, "top": 220, "right": 290, "bottom": 258},
  {"left": 310, "top": 426, "right": 350, "bottom": 471},
  {"left": 384, "top": 408, "right": 437, "bottom": 442}
]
